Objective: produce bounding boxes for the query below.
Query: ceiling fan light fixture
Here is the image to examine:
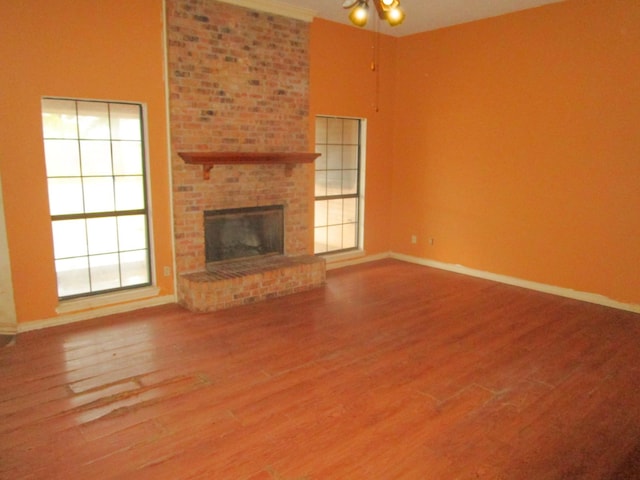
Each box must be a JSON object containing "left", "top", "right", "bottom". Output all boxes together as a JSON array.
[
  {"left": 385, "top": 5, "right": 405, "bottom": 26},
  {"left": 348, "top": 0, "right": 369, "bottom": 27},
  {"left": 380, "top": 0, "right": 399, "bottom": 9},
  {"left": 346, "top": 0, "right": 405, "bottom": 28}
]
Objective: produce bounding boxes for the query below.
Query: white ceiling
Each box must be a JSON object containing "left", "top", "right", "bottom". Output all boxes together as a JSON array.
[{"left": 223, "top": 0, "right": 565, "bottom": 37}]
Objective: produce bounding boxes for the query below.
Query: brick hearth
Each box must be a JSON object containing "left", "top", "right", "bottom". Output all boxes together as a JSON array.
[{"left": 179, "top": 255, "right": 325, "bottom": 312}]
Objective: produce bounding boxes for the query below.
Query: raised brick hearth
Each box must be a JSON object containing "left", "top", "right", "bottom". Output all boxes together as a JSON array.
[
  {"left": 179, "top": 255, "right": 325, "bottom": 312},
  {"left": 167, "top": 0, "right": 325, "bottom": 311}
]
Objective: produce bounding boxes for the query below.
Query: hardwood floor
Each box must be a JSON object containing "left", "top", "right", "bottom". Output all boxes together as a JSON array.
[{"left": 1, "top": 259, "right": 640, "bottom": 479}]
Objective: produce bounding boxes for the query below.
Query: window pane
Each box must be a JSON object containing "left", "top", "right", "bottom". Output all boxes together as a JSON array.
[
  {"left": 326, "top": 171, "right": 342, "bottom": 196},
  {"left": 315, "top": 171, "right": 327, "bottom": 197},
  {"left": 77, "top": 102, "right": 110, "bottom": 139},
  {"left": 343, "top": 198, "right": 358, "bottom": 223},
  {"left": 342, "top": 223, "right": 357, "bottom": 249},
  {"left": 44, "top": 140, "right": 80, "bottom": 177},
  {"left": 52, "top": 219, "right": 87, "bottom": 259},
  {"left": 327, "top": 118, "right": 342, "bottom": 144},
  {"left": 120, "top": 250, "right": 149, "bottom": 286},
  {"left": 89, "top": 253, "right": 121, "bottom": 291},
  {"left": 327, "top": 145, "right": 342, "bottom": 170},
  {"left": 343, "top": 119, "right": 359, "bottom": 145},
  {"left": 314, "top": 201, "right": 328, "bottom": 228},
  {"left": 112, "top": 141, "right": 143, "bottom": 175},
  {"left": 41, "top": 99, "right": 78, "bottom": 139},
  {"left": 115, "top": 176, "right": 144, "bottom": 211},
  {"left": 328, "top": 199, "right": 343, "bottom": 225},
  {"left": 48, "top": 178, "right": 84, "bottom": 215},
  {"left": 110, "top": 104, "right": 141, "bottom": 140},
  {"left": 83, "top": 177, "right": 115, "bottom": 213},
  {"left": 315, "top": 145, "right": 327, "bottom": 170},
  {"left": 80, "top": 140, "right": 112, "bottom": 176},
  {"left": 343, "top": 146, "right": 358, "bottom": 170},
  {"left": 56, "top": 257, "right": 90, "bottom": 297},
  {"left": 118, "top": 215, "right": 147, "bottom": 251},
  {"left": 87, "top": 217, "right": 118, "bottom": 255},
  {"left": 343, "top": 170, "right": 358, "bottom": 195},
  {"left": 327, "top": 225, "right": 343, "bottom": 251}
]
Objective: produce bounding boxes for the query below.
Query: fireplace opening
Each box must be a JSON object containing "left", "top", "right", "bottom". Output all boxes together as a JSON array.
[{"left": 204, "top": 205, "right": 284, "bottom": 267}]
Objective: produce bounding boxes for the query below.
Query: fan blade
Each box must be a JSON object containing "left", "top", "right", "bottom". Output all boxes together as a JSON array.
[{"left": 342, "top": 0, "right": 359, "bottom": 8}]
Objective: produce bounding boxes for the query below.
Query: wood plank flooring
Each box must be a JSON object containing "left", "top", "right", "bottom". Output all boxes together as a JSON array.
[{"left": 1, "top": 259, "right": 640, "bottom": 479}]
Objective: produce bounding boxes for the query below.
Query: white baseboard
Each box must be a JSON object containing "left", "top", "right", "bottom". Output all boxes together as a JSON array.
[
  {"left": 325, "top": 251, "right": 391, "bottom": 271},
  {"left": 391, "top": 252, "right": 640, "bottom": 314},
  {"left": 0, "top": 325, "right": 17, "bottom": 336},
  {"left": 16, "top": 252, "right": 638, "bottom": 332},
  {"left": 18, "top": 294, "right": 176, "bottom": 333}
]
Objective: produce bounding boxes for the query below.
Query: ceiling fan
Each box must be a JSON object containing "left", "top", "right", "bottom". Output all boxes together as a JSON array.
[{"left": 342, "top": 0, "right": 406, "bottom": 27}]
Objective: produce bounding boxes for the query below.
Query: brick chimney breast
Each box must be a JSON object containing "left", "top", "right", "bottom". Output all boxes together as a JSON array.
[{"left": 167, "top": 0, "right": 323, "bottom": 310}]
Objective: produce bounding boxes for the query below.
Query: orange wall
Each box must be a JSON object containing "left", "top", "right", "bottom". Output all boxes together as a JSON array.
[
  {"left": 1, "top": 0, "right": 638, "bottom": 324},
  {"left": 392, "top": 0, "right": 640, "bottom": 304},
  {"left": 309, "top": 19, "right": 397, "bottom": 256},
  {"left": 0, "top": 0, "right": 174, "bottom": 323}
]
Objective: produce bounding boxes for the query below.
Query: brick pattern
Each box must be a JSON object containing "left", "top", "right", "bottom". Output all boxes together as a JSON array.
[
  {"left": 171, "top": 163, "right": 312, "bottom": 273},
  {"left": 167, "top": 0, "right": 309, "bottom": 153},
  {"left": 166, "top": 0, "right": 323, "bottom": 309},
  {"left": 178, "top": 255, "right": 325, "bottom": 312}
]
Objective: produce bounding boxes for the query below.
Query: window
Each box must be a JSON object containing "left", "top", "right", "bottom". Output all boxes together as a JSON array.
[
  {"left": 41, "top": 98, "right": 151, "bottom": 299},
  {"left": 314, "top": 116, "right": 364, "bottom": 254}
]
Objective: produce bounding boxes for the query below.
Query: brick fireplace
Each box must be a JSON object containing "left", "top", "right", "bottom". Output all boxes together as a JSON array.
[
  {"left": 204, "top": 204, "right": 284, "bottom": 265},
  {"left": 167, "top": 0, "right": 325, "bottom": 312}
]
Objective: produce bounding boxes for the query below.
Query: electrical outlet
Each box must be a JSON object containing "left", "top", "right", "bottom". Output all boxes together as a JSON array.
[
  {"left": 411, "top": 235, "right": 417, "bottom": 244},
  {"left": 429, "top": 237, "right": 435, "bottom": 246},
  {"left": 163, "top": 266, "right": 171, "bottom": 277}
]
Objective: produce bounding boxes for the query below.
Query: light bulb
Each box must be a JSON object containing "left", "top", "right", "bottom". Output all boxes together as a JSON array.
[
  {"left": 386, "top": 6, "right": 405, "bottom": 26},
  {"left": 349, "top": 2, "right": 369, "bottom": 27}
]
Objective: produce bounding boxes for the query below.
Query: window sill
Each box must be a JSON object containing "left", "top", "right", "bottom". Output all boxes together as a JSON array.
[{"left": 56, "top": 285, "right": 160, "bottom": 314}]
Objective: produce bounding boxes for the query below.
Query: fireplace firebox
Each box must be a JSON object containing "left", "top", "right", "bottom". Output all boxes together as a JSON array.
[{"left": 204, "top": 205, "right": 284, "bottom": 268}]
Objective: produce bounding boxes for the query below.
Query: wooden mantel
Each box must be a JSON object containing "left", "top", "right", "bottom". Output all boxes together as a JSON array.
[{"left": 178, "top": 152, "right": 321, "bottom": 179}]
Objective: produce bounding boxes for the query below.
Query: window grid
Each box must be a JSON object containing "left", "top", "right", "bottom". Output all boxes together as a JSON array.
[
  {"left": 314, "top": 116, "right": 361, "bottom": 255},
  {"left": 42, "top": 98, "right": 152, "bottom": 299}
]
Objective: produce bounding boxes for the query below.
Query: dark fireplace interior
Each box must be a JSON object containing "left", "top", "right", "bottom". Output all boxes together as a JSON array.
[{"left": 204, "top": 205, "right": 284, "bottom": 267}]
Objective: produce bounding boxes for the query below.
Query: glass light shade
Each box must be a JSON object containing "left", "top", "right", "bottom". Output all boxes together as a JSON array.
[
  {"left": 386, "top": 6, "right": 405, "bottom": 26},
  {"left": 349, "top": 2, "right": 369, "bottom": 27}
]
